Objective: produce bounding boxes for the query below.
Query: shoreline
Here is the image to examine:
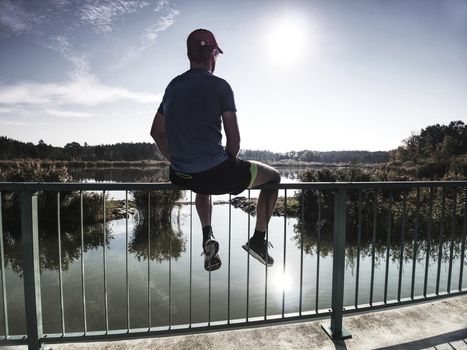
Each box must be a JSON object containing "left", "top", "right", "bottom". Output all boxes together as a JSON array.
[{"left": 0, "top": 159, "right": 382, "bottom": 169}]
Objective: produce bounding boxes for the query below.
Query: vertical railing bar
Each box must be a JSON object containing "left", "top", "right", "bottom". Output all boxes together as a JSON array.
[
  {"left": 370, "top": 190, "right": 377, "bottom": 306},
  {"left": 282, "top": 189, "right": 287, "bottom": 318},
  {"left": 147, "top": 192, "right": 151, "bottom": 330},
  {"left": 208, "top": 195, "right": 212, "bottom": 327},
  {"left": 384, "top": 190, "right": 393, "bottom": 304},
  {"left": 447, "top": 189, "right": 457, "bottom": 293},
  {"left": 315, "top": 191, "right": 321, "bottom": 313},
  {"left": 355, "top": 190, "right": 362, "bottom": 308},
  {"left": 264, "top": 210, "right": 269, "bottom": 321},
  {"left": 80, "top": 191, "right": 87, "bottom": 334},
  {"left": 325, "top": 189, "right": 350, "bottom": 339},
  {"left": 228, "top": 193, "right": 232, "bottom": 324},
  {"left": 246, "top": 189, "right": 251, "bottom": 322},
  {"left": 397, "top": 190, "right": 407, "bottom": 302},
  {"left": 189, "top": 191, "right": 193, "bottom": 328},
  {"left": 125, "top": 191, "right": 130, "bottom": 332},
  {"left": 103, "top": 190, "right": 109, "bottom": 334},
  {"left": 458, "top": 186, "right": 467, "bottom": 291},
  {"left": 423, "top": 188, "right": 434, "bottom": 297},
  {"left": 169, "top": 217, "right": 172, "bottom": 330},
  {"left": 299, "top": 189, "right": 305, "bottom": 316},
  {"left": 57, "top": 192, "right": 65, "bottom": 335},
  {"left": 436, "top": 188, "right": 446, "bottom": 295},
  {"left": 411, "top": 188, "right": 420, "bottom": 300},
  {"left": 0, "top": 192, "right": 9, "bottom": 338},
  {"left": 21, "top": 192, "right": 42, "bottom": 349}
]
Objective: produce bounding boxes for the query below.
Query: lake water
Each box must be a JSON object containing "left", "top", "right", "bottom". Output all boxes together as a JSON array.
[{"left": 0, "top": 166, "right": 465, "bottom": 335}]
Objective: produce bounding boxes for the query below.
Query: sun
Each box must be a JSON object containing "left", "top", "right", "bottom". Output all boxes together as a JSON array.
[{"left": 266, "top": 15, "right": 308, "bottom": 65}]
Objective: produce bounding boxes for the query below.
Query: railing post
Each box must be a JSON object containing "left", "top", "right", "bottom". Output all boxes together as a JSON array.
[
  {"left": 21, "top": 192, "right": 43, "bottom": 350},
  {"left": 321, "top": 189, "right": 352, "bottom": 340}
]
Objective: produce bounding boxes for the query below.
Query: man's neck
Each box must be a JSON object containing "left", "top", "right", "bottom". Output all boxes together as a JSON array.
[{"left": 190, "top": 61, "right": 212, "bottom": 73}]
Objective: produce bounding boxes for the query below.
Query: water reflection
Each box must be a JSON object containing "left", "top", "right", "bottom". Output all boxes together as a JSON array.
[
  {"left": 1, "top": 191, "right": 111, "bottom": 274},
  {"left": 129, "top": 207, "right": 185, "bottom": 263},
  {"left": 272, "top": 271, "right": 292, "bottom": 293},
  {"left": 1, "top": 167, "right": 465, "bottom": 336}
]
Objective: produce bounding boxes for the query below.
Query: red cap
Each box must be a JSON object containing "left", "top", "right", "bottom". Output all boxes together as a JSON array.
[{"left": 187, "top": 29, "right": 223, "bottom": 54}]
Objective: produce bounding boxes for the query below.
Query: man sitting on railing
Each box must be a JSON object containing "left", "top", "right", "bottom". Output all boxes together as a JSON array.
[{"left": 151, "top": 29, "right": 281, "bottom": 271}]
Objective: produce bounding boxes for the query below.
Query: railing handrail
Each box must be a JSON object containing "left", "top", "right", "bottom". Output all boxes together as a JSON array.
[{"left": 0, "top": 180, "right": 465, "bottom": 191}]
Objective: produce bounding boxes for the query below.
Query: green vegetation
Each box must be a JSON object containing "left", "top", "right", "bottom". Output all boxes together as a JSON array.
[
  {"left": 388, "top": 120, "right": 466, "bottom": 180},
  {"left": 293, "top": 121, "right": 466, "bottom": 260},
  {"left": 0, "top": 138, "right": 389, "bottom": 165},
  {"left": 0, "top": 138, "right": 164, "bottom": 162}
]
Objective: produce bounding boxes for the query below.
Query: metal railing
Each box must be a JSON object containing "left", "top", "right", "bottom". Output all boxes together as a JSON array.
[{"left": 0, "top": 181, "right": 466, "bottom": 349}]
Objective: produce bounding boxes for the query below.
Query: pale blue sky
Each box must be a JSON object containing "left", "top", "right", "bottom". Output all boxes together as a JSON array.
[{"left": 0, "top": 0, "right": 466, "bottom": 152}]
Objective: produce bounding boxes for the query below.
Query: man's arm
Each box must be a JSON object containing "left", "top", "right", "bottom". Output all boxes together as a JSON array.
[
  {"left": 222, "top": 111, "right": 241, "bottom": 157},
  {"left": 150, "top": 112, "right": 171, "bottom": 161}
]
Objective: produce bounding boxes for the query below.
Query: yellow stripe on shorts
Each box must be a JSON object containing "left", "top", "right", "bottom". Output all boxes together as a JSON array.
[{"left": 248, "top": 162, "right": 258, "bottom": 188}]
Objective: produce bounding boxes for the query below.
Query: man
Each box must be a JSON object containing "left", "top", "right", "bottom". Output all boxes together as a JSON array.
[{"left": 151, "top": 28, "right": 280, "bottom": 271}]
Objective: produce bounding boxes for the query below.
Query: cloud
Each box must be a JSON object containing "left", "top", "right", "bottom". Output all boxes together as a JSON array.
[
  {"left": 113, "top": 7, "right": 180, "bottom": 68},
  {"left": 0, "top": 0, "right": 44, "bottom": 36},
  {"left": 0, "top": 0, "right": 179, "bottom": 67},
  {"left": 145, "top": 8, "right": 179, "bottom": 40},
  {"left": 45, "top": 109, "right": 93, "bottom": 118},
  {"left": 0, "top": 74, "right": 161, "bottom": 106},
  {"left": 80, "top": 0, "right": 151, "bottom": 33},
  {"left": 0, "top": 119, "right": 47, "bottom": 127},
  {"left": 0, "top": 107, "right": 12, "bottom": 114}
]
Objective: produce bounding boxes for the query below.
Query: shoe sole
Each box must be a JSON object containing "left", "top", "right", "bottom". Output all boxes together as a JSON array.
[
  {"left": 204, "top": 240, "right": 219, "bottom": 258},
  {"left": 205, "top": 256, "right": 222, "bottom": 271},
  {"left": 242, "top": 244, "right": 273, "bottom": 267}
]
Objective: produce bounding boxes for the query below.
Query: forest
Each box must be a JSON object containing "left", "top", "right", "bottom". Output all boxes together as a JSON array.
[
  {"left": 0, "top": 138, "right": 389, "bottom": 164},
  {"left": 0, "top": 121, "right": 465, "bottom": 181}
]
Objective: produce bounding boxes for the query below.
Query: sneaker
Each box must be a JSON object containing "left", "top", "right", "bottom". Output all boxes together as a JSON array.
[
  {"left": 202, "top": 234, "right": 221, "bottom": 271},
  {"left": 242, "top": 238, "right": 274, "bottom": 267}
]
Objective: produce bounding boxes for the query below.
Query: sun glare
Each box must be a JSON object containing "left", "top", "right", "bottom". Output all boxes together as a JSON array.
[
  {"left": 273, "top": 271, "right": 292, "bottom": 292},
  {"left": 266, "top": 15, "right": 308, "bottom": 65}
]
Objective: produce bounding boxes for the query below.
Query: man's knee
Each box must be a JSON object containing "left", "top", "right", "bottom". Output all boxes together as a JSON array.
[
  {"left": 251, "top": 161, "right": 281, "bottom": 186},
  {"left": 270, "top": 168, "right": 281, "bottom": 184}
]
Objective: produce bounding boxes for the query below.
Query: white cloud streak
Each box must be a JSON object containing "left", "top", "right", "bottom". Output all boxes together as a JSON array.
[
  {"left": 45, "top": 109, "right": 93, "bottom": 118},
  {"left": 114, "top": 7, "right": 180, "bottom": 68},
  {"left": 0, "top": 74, "right": 161, "bottom": 106},
  {"left": 0, "top": 119, "right": 47, "bottom": 126},
  {"left": 0, "top": 0, "right": 179, "bottom": 68},
  {"left": 80, "top": 0, "right": 150, "bottom": 33},
  {"left": 0, "top": 107, "right": 12, "bottom": 114}
]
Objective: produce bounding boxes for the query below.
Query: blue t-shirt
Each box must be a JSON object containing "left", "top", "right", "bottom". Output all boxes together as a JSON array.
[{"left": 157, "top": 68, "right": 237, "bottom": 173}]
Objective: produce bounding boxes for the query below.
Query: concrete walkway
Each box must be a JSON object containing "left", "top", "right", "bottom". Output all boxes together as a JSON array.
[{"left": 5, "top": 295, "right": 467, "bottom": 350}]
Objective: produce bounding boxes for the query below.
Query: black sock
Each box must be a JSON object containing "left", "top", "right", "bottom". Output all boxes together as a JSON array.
[
  {"left": 202, "top": 225, "right": 212, "bottom": 244},
  {"left": 252, "top": 229, "right": 265, "bottom": 241}
]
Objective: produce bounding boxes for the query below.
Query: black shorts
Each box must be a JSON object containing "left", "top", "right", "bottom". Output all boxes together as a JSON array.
[{"left": 169, "top": 156, "right": 252, "bottom": 195}]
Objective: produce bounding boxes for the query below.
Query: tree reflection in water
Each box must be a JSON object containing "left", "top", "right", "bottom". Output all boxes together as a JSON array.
[
  {"left": 293, "top": 186, "right": 466, "bottom": 270},
  {"left": 129, "top": 185, "right": 185, "bottom": 263},
  {"left": 1, "top": 191, "right": 111, "bottom": 275}
]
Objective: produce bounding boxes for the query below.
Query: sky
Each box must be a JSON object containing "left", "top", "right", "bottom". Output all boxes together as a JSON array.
[{"left": 0, "top": 0, "right": 466, "bottom": 152}]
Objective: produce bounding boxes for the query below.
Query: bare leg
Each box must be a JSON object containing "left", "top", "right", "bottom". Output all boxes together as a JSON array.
[
  {"left": 195, "top": 193, "right": 212, "bottom": 227},
  {"left": 250, "top": 161, "right": 281, "bottom": 232}
]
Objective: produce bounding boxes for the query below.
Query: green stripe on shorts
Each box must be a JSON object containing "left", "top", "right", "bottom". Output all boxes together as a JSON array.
[{"left": 248, "top": 162, "right": 258, "bottom": 188}]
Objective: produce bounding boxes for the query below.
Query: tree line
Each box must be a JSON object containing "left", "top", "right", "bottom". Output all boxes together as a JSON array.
[
  {"left": 1, "top": 138, "right": 389, "bottom": 164},
  {"left": 0, "top": 138, "right": 164, "bottom": 162},
  {"left": 0, "top": 120, "right": 464, "bottom": 165}
]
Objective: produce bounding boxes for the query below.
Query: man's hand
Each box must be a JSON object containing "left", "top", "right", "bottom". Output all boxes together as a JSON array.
[
  {"left": 222, "top": 111, "right": 241, "bottom": 157},
  {"left": 150, "top": 112, "right": 171, "bottom": 161}
]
